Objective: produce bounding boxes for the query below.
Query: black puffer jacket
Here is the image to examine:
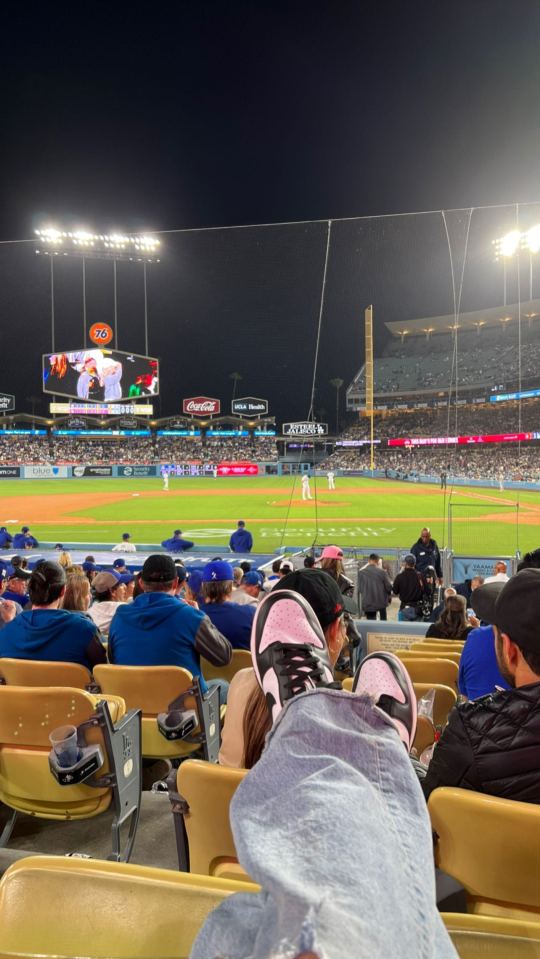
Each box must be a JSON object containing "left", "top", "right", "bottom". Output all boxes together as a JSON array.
[{"left": 423, "top": 682, "right": 540, "bottom": 804}]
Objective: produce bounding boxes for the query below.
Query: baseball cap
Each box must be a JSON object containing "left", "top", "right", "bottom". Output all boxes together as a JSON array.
[
  {"left": 242, "top": 571, "right": 260, "bottom": 586},
  {"left": 8, "top": 567, "right": 31, "bottom": 581},
  {"left": 141, "top": 554, "right": 177, "bottom": 583},
  {"left": 21, "top": 526, "right": 29, "bottom": 533},
  {"left": 280, "top": 559, "right": 294, "bottom": 573},
  {"left": 470, "top": 569, "right": 540, "bottom": 653},
  {"left": 174, "top": 563, "right": 187, "bottom": 584},
  {"left": 273, "top": 568, "right": 344, "bottom": 629},
  {"left": 174, "top": 530, "right": 182, "bottom": 535},
  {"left": 82, "top": 561, "right": 99, "bottom": 573},
  {"left": 187, "top": 569, "right": 203, "bottom": 595},
  {"left": 202, "top": 560, "right": 234, "bottom": 583},
  {"left": 404, "top": 554, "right": 416, "bottom": 565},
  {"left": 112, "top": 558, "right": 127, "bottom": 569},
  {"left": 116, "top": 572, "right": 134, "bottom": 585},
  {"left": 122, "top": 533, "right": 131, "bottom": 540},
  {"left": 320, "top": 545, "right": 344, "bottom": 560},
  {"left": 93, "top": 571, "right": 123, "bottom": 593}
]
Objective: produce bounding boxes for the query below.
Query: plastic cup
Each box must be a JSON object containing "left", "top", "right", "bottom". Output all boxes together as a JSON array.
[{"left": 49, "top": 724, "right": 80, "bottom": 768}]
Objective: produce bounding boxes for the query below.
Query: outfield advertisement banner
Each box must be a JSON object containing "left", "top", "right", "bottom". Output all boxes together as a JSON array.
[
  {"left": 0, "top": 466, "right": 20, "bottom": 477},
  {"left": 117, "top": 465, "right": 157, "bottom": 477},
  {"left": 23, "top": 465, "right": 69, "bottom": 479},
  {"left": 217, "top": 462, "right": 259, "bottom": 476},
  {"left": 72, "top": 466, "right": 113, "bottom": 477}
]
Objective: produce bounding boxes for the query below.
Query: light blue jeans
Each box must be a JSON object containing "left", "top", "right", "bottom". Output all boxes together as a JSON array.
[{"left": 190, "top": 687, "right": 457, "bottom": 959}]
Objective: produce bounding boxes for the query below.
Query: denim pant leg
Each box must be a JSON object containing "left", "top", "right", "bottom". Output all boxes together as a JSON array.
[{"left": 190, "top": 688, "right": 457, "bottom": 959}]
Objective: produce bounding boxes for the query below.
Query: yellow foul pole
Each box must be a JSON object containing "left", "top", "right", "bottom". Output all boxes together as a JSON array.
[{"left": 364, "top": 305, "right": 374, "bottom": 470}]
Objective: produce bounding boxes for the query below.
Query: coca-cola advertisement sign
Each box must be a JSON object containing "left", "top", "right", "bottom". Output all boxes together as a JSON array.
[
  {"left": 182, "top": 396, "right": 221, "bottom": 416},
  {"left": 217, "top": 462, "right": 259, "bottom": 476}
]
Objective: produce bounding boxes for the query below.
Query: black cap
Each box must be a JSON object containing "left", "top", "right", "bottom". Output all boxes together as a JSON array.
[
  {"left": 9, "top": 567, "right": 31, "bottom": 581},
  {"left": 141, "top": 554, "right": 177, "bottom": 583},
  {"left": 272, "top": 568, "right": 344, "bottom": 629},
  {"left": 471, "top": 569, "right": 540, "bottom": 653}
]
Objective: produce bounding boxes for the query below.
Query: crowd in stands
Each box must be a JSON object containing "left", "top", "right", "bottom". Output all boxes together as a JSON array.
[
  {"left": 352, "top": 323, "right": 540, "bottom": 396},
  {"left": 50, "top": 438, "right": 156, "bottom": 464},
  {"left": 0, "top": 437, "right": 51, "bottom": 465},
  {"left": 322, "top": 444, "right": 540, "bottom": 481}
]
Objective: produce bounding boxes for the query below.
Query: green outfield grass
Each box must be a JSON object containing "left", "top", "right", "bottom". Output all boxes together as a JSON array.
[{"left": 0, "top": 475, "right": 538, "bottom": 555}]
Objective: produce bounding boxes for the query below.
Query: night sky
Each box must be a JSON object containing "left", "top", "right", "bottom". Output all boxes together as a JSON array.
[{"left": 2, "top": 1, "right": 540, "bottom": 424}]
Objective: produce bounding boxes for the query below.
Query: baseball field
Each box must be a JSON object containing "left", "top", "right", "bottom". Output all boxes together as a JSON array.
[{"left": 1, "top": 475, "right": 539, "bottom": 556}]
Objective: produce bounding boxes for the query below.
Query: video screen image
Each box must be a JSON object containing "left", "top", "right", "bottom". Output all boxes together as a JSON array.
[{"left": 43, "top": 348, "right": 159, "bottom": 402}]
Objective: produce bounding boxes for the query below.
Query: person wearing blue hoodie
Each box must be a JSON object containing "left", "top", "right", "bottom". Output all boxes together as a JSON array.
[
  {"left": 161, "top": 529, "right": 194, "bottom": 552},
  {"left": 0, "top": 561, "right": 106, "bottom": 670},
  {"left": 200, "top": 560, "right": 255, "bottom": 651},
  {"left": 0, "top": 527, "right": 13, "bottom": 549},
  {"left": 12, "top": 526, "right": 39, "bottom": 550},
  {"left": 229, "top": 521, "right": 253, "bottom": 553},
  {"left": 108, "top": 554, "right": 231, "bottom": 697}
]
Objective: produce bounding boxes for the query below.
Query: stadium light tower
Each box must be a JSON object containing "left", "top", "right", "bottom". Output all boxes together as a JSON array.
[
  {"left": 493, "top": 227, "right": 540, "bottom": 303},
  {"left": 35, "top": 225, "right": 162, "bottom": 356}
]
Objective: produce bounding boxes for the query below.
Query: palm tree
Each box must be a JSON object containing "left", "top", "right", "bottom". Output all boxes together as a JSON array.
[
  {"left": 229, "top": 371, "right": 243, "bottom": 403},
  {"left": 329, "top": 378, "right": 344, "bottom": 435}
]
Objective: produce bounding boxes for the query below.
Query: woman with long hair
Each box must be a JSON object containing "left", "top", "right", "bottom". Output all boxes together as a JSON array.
[
  {"left": 62, "top": 572, "right": 91, "bottom": 613},
  {"left": 318, "top": 545, "right": 354, "bottom": 598},
  {"left": 0, "top": 561, "right": 106, "bottom": 669},
  {"left": 426, "top": 594, "right": 474, "bottom": 641}
]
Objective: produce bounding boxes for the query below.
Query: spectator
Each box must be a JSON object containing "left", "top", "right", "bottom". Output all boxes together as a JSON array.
[
  {"left": 108, "top": 554, "right": 231, "bottom": 702},
  {"left": 429, "top": 586, "right": 457, "bottom": 623},
  {"left": 161, "top": 529, "right": 194, "bottom": 552},
  {"left": 240, "top": 571, "right": 263, "bottom": 605},
  {"left": 0, "top": 561, "right": 106, "bottom": 670},
  {"left": 57, "top": 551, "right": 73, "bottom": 570},
  {"left": 196, "top": 615, "right": 454, "bottom": 959},
  {"left": 112, "top": 558, "right": 129, "bottom": 574},
  {"left": 2, "top": 569, "right": 31, "bottom": 608},
  {"left": 0, "top": 527, "right": 13, "bottom": 549},
  {"left": 357, "top": 553, "right": 392, "bottom": 620},
  {"left": 318, "top": 545, "right": 354, "bottom": 598},
  {"left": 423, "top": 570, "right": 540, "bottom": 802},
  {"left": 219, "top": 568, "right": 347, "bottom": 769},
  {"left": 62, "top": 572, "right": 92, "bottom": 614},
  {"left": 200, "top": 561, "right": 255, "bottom": 651},
  {"left": 484, "top": 560, "right": 510, "bottom": 584},
  {"left": 392, "top": 554, "right": 424, "bottom": 621},
  {"left": 410, "top": 528, "right": 442, "bottom": 582},
  {"left": 229, "top": 520, "right": 253, "bottom": 553},
  {"left": 425, "top": 594, "right": 475, "bottom": 640},
  {"left": 278, "top": 559, "right": 295, "bottom": 578},
  {"left": 185, "top": 569, "right": 204, "bottom": 607},
  {"left": 81, "top": 560, "right": 99, "bottom": 586},
  {"left": 112, "top": 532, "right": 137, "bottom": 552},
  {"left": 88, "top": 571, "right": 126, "bottom": 634},
  {"left": 0, "top": 571, "right": 23, "bottom": 629},
  {"left": 12, "top": 526, "right": 39, "bottom": 550},
  {"left": 231, "top": 567, "right": 257, "bottom": 606}
]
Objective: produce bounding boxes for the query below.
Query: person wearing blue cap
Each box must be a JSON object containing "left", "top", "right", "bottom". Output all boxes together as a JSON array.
[
  {"left": 201, "top": 561, "right": 255, "bottom": 650},
  {"left": 0, "top": 527, "right": 13, "bottom": 549},
  {"left": 229, "top": 521, "right": 253, "bottom": 554},
  {"left": 161, "top": 529, "right": 195, "bottom": 552},
  {"left": 112, "top": 558, "right": 129, "bottom": 574},
  {"left": 12, "top": 527, "right": 39, "bottom": 550},
  {"left": 112, "top": 532, "right": 137, "bottom": 552}
]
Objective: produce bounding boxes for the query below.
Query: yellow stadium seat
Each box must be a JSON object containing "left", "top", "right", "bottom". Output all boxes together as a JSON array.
[
  {"left": 0, "top": 854, "right": 259, "bottom": 958},
  {"left": 0, "top": 685, "right": 141, "bottom": 861},
  {"left": 411, "top": 640, "right": 465, "bottom": 652},
  {"left": 94, "top": 663, "right": 220, "bottom": 763},
  {"left": 430, "top": 788, "right": 540, "bottom": 920},
  {"left": 171, "top": 758, "right": 250, "bottom": 880},
  {"left": 342, "top": 677, "right": 457, "bottom": 728},
  {"left": 395, "top": 657, "right": 459, "bottom": 689},
  {"left": 443, "top": 911, "right": 540, "bottom": 942},
  {"left": 0, "top": 657, "right": 94, "bottom": 690},
  {"left": 201, "top": 648, "right": 252, "bottom": 684},
  {"left": 396, "top": 648, "right": 462, "bottom": 666}
]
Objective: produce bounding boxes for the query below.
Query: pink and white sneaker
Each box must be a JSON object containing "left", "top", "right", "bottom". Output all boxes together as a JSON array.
[
  {"left": 251, "top": 590, "right": 336, "bottom": 724},
  {"left": 352, "top": 651, "right": 417, "bottom": 751}
]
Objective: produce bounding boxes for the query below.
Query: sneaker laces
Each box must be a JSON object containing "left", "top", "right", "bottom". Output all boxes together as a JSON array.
[{"left": 275, "top": 642, "right": 327, "bottom": 696}]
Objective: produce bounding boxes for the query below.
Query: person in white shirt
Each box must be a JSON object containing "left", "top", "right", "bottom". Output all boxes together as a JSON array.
[
  {"left": 301, "top": 473, "right": 312, "bottom": 500},
  {"left": 112, "top": 533, "right": 136, "bottom": 553},
  {"left": 162, "top": 469, "right": 170, "bottom": 491},
  {"left": 484, "top": 560, "right": 510, "bottom": 584},
  {"left": 327, "top": 470, "right": 336, "bottom": 490}
]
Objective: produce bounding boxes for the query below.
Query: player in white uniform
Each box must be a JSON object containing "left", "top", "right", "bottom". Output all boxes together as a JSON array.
[
  {"left": 327, "top": 470, "right": 335, "bottom": 490},
  {"left": 162, "top": 469, "right": 170, "bottom": 491},
  {"left": 301, "top": 474, "right": 312, "bottom": 500}
]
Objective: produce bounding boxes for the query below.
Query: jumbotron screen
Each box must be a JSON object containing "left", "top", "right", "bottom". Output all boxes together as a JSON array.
[{"left": 42, "top": 348, "right": 159, "bottom": 402}]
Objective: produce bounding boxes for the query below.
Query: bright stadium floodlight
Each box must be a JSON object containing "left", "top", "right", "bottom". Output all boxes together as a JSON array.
[
  {"left": 494, "top": 230, "right": 521, "bottom": 259},
  {"left": 34, "top": 226, "right": 161, "bottom": 262}
]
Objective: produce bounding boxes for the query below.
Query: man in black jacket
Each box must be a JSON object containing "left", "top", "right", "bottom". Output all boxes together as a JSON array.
[
  {"left": 410, "top": 527, "right": 443, "bottom": 584},
  {"left": 423, "top": 569, "right": 540, "bottom": 803},
  {"left": 393, "top": 554, "right": 424, "bottom": 621}
]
